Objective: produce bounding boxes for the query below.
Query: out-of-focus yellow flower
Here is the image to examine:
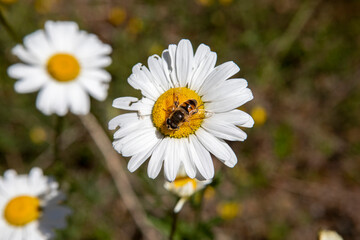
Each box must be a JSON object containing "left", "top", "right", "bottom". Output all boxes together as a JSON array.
[
  {"left": 218, "top": 0, "right": 233, "bottom": 6},
  {"left": 165, "top": 167, "right": 212, "bottom": 213},
  {"left": 196, "top": 0, "right": 214, "bottom": 7},
  {"left": 204, "top": 186, "right": 215, "bottom": 200},
  {"left": 148, "top": 43, "right": 164, "bottom": 56},
  {"left": 29, "top": 126, "right": 47, "bottom": 144},
  {"left": 108, "top": 7, "right": 126, "bottom": 26},
  {"left": 319, "top": 230, "right": 343, "bottom": 240},
  {"left": 0, "top": 0, "right": 17, "bottom": 4},
  {"left": 251, "top": 105, "right": 267, "bottom": 126},
  {"left": 126, "top": 17, "right": 144, "bottom": 35},
  {"left": 217, "top": 201, "right": 241, "bottom": 220},
  {"left": 34, "top": 0, "right": 58, "bottom": 13}
]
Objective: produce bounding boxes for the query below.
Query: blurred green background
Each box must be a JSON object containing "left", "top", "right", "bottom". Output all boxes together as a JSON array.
[{"left": 0, "top": 0, "right": 360, "bottom": 239}]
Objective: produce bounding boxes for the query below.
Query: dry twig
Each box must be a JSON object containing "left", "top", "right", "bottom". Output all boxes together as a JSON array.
[{"left": 79, "top": 113, "right": 160, "bottom": 240}]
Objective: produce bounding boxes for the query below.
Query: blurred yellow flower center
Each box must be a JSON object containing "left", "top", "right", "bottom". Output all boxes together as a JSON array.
[
  {"left": 4, "top": 196, "right": 41, "bottom": 226},
  {"left": 173, "top": 176, "right": 197, "bottom": 190},
  {"left": 217, "top": 202, "right": 240, "bottom": 220},
  {"left": 108, "top": 7, "right": 127, "bottom": 26},
  {"left": 251, "top": 106, "right": 267, "bottom": 126},
  {"left": 47, "top": 53, "right": 80, "bottom": 82},
  {"left": 152, "top": 87, "right": 204, "bottom": 138}
]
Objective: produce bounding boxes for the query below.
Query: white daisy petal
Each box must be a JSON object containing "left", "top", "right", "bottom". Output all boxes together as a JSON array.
[
  {"left": 114, "top": 121, "right": 142, "bottom": 139},
  {"left": 196, "top": 128, "right": 238, "bottom": 167},
  {"left": 8, "top": 64, "right": 48, "bottom": 93},
  {"left": 67, "top": 82, "right": 90, "bottom": 115},
  {"left": 23, "top": 29, "right": 54, "bottom": 64},
  {"left": 193, "top": 44, "right": 211, "bottom": 66},
  {"left": 14, "top": 76, "right": 47, "bottom": 94},
  {"left": 205, "top": 88, "right": 254, "bottom": 113},
  {"left": 35, "top": 84, "right": 56, "bottom": 115},
  {"left": 112, "top": 97, "right": 139, "bottom": 110},
  {"left": 14, "top": 78, "right": 45, "bottom": 93},
  {"left": 137, "top": 98, "right": 155, "bottom": 116},
  {"left": 190, "top": 52, "right": 217, "bottom": 90},
  {"left": 189, "top": 44, "right": 217, "bottom": 90},
  {"left": 78, "top": 76, "right": 108, "bottom": 101},
  {"left": 24, "top": 223, "right": 42, "bottom": 240},
  {"left": 80, "top": 69, "right": 111, "bottom": 82},
  {"left": 175, "top": 39, "right": 194, "bottom": 87},
  {"left": 28, "top": 168, "right": 43, "bottom": 185},
  {"left": 210, "top": 109, "right": 254, "bottom": 128},
  {"left": 52, "top": 84, "right": 68, "bottom": 116},
  {"left": 128, "top": 63, "right": 162, "bottom": 100},
  {"left": 122, "top": 127, "right": 159, "bottom": 157},
  {"left": 4, "top": 170, "right": 17, "bottom": 181},
  {"left": 198, "top": 61, "right": 240, "bottom": 96},
  {"left": 112, "top": 110, "right": 152, "bottom": 139},
  {"left": 164, "top": 139, "right": 181, "bottom": 182},
  {"left": 162, "top": 44, "right": 178, "bottom": 87},
  {"left": 128, "top": 137, "right": 160, "bottom": 173},
  {"left": 11, "top": 229, "right": 23, "bottom": 240},
  {"left": 174, "top": 197, "right": 188, "bottom": 213},
  {"left": 109, "top": 113, "right": 138, "bottom": 130},
  {"left": 74, "top": 33, "right": 112, "bottom": 58},
  {"left": 8, "top": 20, "right": 112, "bottom": 116},
  {"left": 81, "top": 56, "right": 112, "bottom": 68},
  {"left": 8, "top": 63, "right": 45, "bottom": 79},
  {"left": 113, "top": 125, "right": 154, "bottom": 154},
  {"left": 202, "top": 119, "right": 247, "bottom": 141},
  {"left": 12, "top": 45, "right": 38, "bottom": 65},
  {"left": 202, "top": 78, "right": 248, "bottom": 102},
  {"left": 179, "top": 138, "right": 196, "bottom": 179},
  {"left": 1, "top": 227, "right": 15, "bottom": 239},
  {"left": 189, "top": 135, "right": 214, "bottom": 179},
  {"left": 148, "top": 55, "right": 171, "bottom": 91},
  {"left": 45, "top": 21, "right": 79, "bottom": 52},
  {"left": 147, "top": 138, "right": 167, "bottom": 179}
]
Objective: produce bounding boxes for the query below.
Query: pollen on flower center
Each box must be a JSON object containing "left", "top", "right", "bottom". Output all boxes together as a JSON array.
[
  {"left": 47, "top": 53, "right": 80, "bottom": 82},
  {"left": 4, "top": 195, "right": 41, "bottom": 226},
  {"left": 173, "top": 176, "right": 197, "bottom": 189},
  {"left": 152, "top": 87, "right": 205, "bottom": 138}
]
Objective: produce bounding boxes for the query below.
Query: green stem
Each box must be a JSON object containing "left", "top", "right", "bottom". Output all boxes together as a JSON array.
[
  {"left": 0, "top": 8, "right": 20, "bottom": 43},
  {"left": 195, "top": 189, "right": 205, "bottom": 226},
  {"left": 53, "top": 116, "right": 64, "bottom": 162},
  {"left": 169, "top": 210, "right": 179, "bottom": 240}
]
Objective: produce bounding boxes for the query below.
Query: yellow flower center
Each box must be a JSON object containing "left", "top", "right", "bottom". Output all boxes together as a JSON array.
[
  {"left": 152, "top": 87, "right": 205, "bottom": 138},
  {"left": 4, "top": 195, "right": 41, "bottom": 226},
  {"left": 173, "top": 176, "right": 197, "bottom": 190},
  {"left": 47, "top": 53, "right": 80, "bottom": 82}
]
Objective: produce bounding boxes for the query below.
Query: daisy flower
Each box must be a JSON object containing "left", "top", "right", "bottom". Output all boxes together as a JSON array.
[
  {"left": 7, "top": 20, "right": 112, "bottom": 116},
  {"left": 109, "top": 39, "right": 254, "bottom": 181},
  {"left": 164, "top": 168, "right": 211, "bottom": 213},
  {"left": 319, "top": 230, "right": 343, "bottom": 240},
  {"left": 0, "top": 167, "right": 71, "bottom": 239}
]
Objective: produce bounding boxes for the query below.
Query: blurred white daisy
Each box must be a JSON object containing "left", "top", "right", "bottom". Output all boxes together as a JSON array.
[
  {"left": 0, "top": 167, "right": 72, "bottom": 239},
  {"left": 319, "top": 230, "right": 343, "bottom": 240},
  {"left": 164, "top": 167, "right": 211, "bottom": 213},
  {"left": 8, "top": 20, "right": 112, "bottom": 116},
  {"left": 109, "top": 39, "right": 254, "bottom": 181}
]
